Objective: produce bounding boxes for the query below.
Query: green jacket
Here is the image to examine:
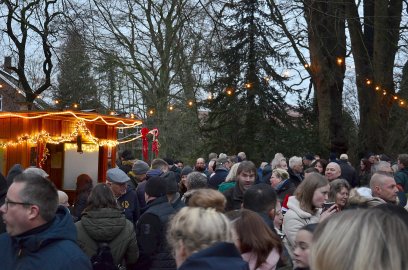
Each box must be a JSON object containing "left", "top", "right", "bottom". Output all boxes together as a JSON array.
[
  {"left": 395, "top": 168, "right": 408, "bottom": 193},
  {"left": 76, "top": 208, "right": 139, "bottom": 267}
]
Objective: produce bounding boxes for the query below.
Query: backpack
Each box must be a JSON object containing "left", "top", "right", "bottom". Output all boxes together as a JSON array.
[{"left": 91, "top": 242, "right": 119, "bottom": 270}]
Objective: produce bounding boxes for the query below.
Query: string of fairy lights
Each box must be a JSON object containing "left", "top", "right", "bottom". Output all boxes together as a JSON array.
[
  {"left": 147, "top": 57, "right": 407, "bottom": 115},
  {"left": 0, "top": 111, "right": 143, "bottom": 148},
  {"left": 3, "top": 57, "right": 406, "bottom": 116}
]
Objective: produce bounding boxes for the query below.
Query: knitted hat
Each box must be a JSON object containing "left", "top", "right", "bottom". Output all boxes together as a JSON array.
[
  {"left": 162, "top": 171, "right": 178, "bottom": 194},
  {"left": 216, "top": 157, "right": 229, "bottom": 166},
  {"left": 145, "top": 176, "right": 167, "bottom": 197},
  {"left": 181, "top": 166, "right": 193, "bottom": 177},
  {"left": 132, "top": 160, "right": 150, "bottom": 175},
  {"left": 146, "top": 169, "right": 162, "bottom": 179}
]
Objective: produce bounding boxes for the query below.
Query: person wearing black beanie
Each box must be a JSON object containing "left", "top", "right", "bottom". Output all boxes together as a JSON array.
[{"left": 135, "top": 176, "right": 176, "bottom": 270}]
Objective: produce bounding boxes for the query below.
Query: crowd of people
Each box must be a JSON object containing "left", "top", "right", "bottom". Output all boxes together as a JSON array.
[{"left": 1, "top": 149, "right": 408, "bottom": 270}]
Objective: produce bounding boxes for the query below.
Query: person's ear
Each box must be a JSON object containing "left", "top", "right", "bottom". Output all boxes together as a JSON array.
[
  {"left": 268, "top": 208, "right": 276, "bottom": 219},
  {"left": 27, "top": 204, "right": 41, "bottom": 221}
]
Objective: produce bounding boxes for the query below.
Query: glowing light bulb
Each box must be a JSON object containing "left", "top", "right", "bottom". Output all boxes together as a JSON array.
[
  {"left": 188, "top": 101, "right": 193, "bottom": 107},
  {"left": 55, "top": 100, "right": 59, "bottom": 104},
  {"left": 304, "top": 64, "right": 309, "bottom": 68},
  {"left": 73, "top": 104, "right": 78, "bottom": 108},
  {"left": 169, "top": 105, "right": 174, "bottom": 111},
  {"left": 366, "top": 80, "right": 372, "bottom": 85},
  {"left": 393, "top": 96, "right": 398, "bottom": 100},
  {"left": 149, "top": 109, "right": 154, "bottom": 115},
  {"left": 245, "top": 83, "right": 251, "bottom": 89},
  {"left": 400, "top": 101, "right": 405, "bottom": 106},
  {"left": 336, "top": 58, "right": 343, "bottom": 65},
  {"left": 375, "top": 86, "right": 380, "bottom": 91}
]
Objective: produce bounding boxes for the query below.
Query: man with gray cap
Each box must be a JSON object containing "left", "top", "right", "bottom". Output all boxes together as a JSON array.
[
  {"left": 128, "top": 160, "right": 150, "bottom": 190},
  {"left": 106, "top": 167, "right": 140, "bottom": 225},
  {"left": 208, "top": 157, "right": 231, "bottom": 189}
]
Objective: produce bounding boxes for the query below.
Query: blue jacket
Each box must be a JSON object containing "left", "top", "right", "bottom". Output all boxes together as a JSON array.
[
  {"left": 0, "top": 206, "right": 91, "bottom": 270},
  {"left": 208, "top": 168, "right": 229, "bottom": 189},
  {"left": 178, "top": 242, "right": 249, "bottom": 270},
  {"left": 118, "top": 187, "right": 140, "bottom": 225}
]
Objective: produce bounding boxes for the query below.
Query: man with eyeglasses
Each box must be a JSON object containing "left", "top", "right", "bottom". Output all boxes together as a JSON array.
[{"left": 0, "top": 173, "right": 91, "bottom": 270}]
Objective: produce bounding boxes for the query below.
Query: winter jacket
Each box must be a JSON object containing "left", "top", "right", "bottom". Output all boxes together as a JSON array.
[
  {"left": 283, "top": 196, "right": 320, "bottom": 259},
  {"left": 75, "top": 208, "right": 139, "bottom": 267},
  {"left": 117, "top": 187, "right": 140, "bottom": 225},
  {"left": 0, "top": 206, "right": 92, "bottom": 270},
  {"left": 0, "top": 172, "right": 7, "bottom": 233},
  {"left": 178, "top": 242, "right": 249, "bottom": 270},
  {"left": 275, "top": 179, "right": 296, "bottom": 201},
  {"left": 338, "top": 160, "right": 358, "bottom": 187},
  {"left": 135, "top": 196, "right": 176, "bottom": 270},
  {"left": 208, "top": 167, "right": 229, "bottom": 189},
  {"left": 287, "top": 168, "right": 303, "bottom": 187},
  {"left": 223, "top": 183, "right": 245, "bottom": 211},
  {"left": 395, "top": 168, "right": 408, "bottom": 193},
  {"left": 72, "top": 192, "right": 89, "bottom": 220},
  {"left": 218, "top": 181, "right": 236, "bottom": 193},
  {"left": 242, "top": 248, "right": 280, "bottom": 270}
]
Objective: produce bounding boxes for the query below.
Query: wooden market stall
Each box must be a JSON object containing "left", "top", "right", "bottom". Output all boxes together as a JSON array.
[{"left": 0, "top": 111, "right": 142, "bottom": 200}]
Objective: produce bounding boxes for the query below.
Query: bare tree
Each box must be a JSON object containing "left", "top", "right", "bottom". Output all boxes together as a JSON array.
[{"left": 0, "top": 0, "right": 64, "bottom": 109}]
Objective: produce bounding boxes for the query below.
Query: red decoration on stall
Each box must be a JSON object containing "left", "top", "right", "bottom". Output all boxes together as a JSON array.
[
  {"left": 141, "top": 127, "right": 150, "bottom": 161},
  {"left": 151, "top": 128, "right": 159, "bottom": 157}
]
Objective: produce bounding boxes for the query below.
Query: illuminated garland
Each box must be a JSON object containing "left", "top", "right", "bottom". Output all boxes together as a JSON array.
[
  {"left": 0, "top": 111, "right": 142, "bottom": 128},
  {"left": 0, "top": 120, "right": 120, "bottom": 148}
]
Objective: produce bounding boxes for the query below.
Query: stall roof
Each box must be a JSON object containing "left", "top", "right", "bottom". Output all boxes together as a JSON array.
[{"left": 0, "top": 110, "right": 143, "bottom": 128}]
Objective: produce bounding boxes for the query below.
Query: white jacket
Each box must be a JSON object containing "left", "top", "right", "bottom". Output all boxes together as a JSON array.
[{"left": 283, "top": 196, "right": 321, "bottom": 258}]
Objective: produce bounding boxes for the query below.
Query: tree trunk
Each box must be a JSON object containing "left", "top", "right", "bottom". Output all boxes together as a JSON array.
[
  {"left": 345, "top": 0, "right": 403, "bottom": 155},
  {"left": 304, "top": 0, "right": 347, "bottom": 155}
]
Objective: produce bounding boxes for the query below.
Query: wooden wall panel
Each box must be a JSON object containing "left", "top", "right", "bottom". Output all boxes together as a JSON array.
[
  {"left": 0, "top": 118, "right": 11, "bottom": 139},
  {"left": 94, "top": 124, "right": 107, "bottom": 139},
  {"left": 43, "top": 119, "right": 62, "bottom": 136}
]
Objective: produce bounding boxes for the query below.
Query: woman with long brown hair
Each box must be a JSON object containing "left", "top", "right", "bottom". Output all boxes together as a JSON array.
[
  {"left": 72, "top": 173, "right": 93, "bottom": 220},
  {"left": 232, "top": 209, "right": 282, "bottom": 270}
]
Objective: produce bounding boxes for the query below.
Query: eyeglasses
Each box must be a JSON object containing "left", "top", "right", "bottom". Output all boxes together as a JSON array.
[{"left": 2, "top": 198, "right": 33, "bottom": 211}]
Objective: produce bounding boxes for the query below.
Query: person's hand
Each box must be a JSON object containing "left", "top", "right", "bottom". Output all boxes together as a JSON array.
[{"left": 320, "top": 204, "right": 337, "bottom": 222}]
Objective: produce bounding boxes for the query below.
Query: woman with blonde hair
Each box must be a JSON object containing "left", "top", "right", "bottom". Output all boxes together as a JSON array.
[
  {"left": 187, "top": 188, "right": 226, "bottom": 212},
  {"left": 270, "top": 168, "right": 295, "bottom": 201},
  {"left": 167, "top": 207, "right": 248, "bottom": 269},
  {"left": 311, "top": 207, "right": 408, "bottom": 270},
  {"left": 218, "top": 162, "right": 240, "bottom": 192},
  {"left": 283, "top": 173, "right": 336, "bottom": 258}
]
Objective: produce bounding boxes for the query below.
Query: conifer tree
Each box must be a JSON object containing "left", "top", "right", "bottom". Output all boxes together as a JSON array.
[
  {"left": 56, "top": 30, "right": 98, "bottom": 110},
  {"left": 203, "top": 0, "right": 296, "bottom": 161}
]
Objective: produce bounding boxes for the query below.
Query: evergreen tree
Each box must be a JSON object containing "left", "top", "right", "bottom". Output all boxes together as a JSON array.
[
  {"left": 56, "top": 30, "right": 99, "bottom": 110},
  {"left": 203, "top": 0, "right": 296, "bottom": 161}
]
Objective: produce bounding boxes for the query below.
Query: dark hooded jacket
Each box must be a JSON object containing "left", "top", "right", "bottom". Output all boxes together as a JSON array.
[
  {"left": 75, "top": 208, "right": 139, "bottom": 267},
  {"left": 0, "top": 206, "right": 91, "bottom": 270},
  {"left": 178, "top": 242, "right": 249, "bottom": 270},
  {"left": 0, "top": 172, "right": 7, "bottom": 233},
  {"left": 223, "top": 183, "right": 244, "bottom": 212}
]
